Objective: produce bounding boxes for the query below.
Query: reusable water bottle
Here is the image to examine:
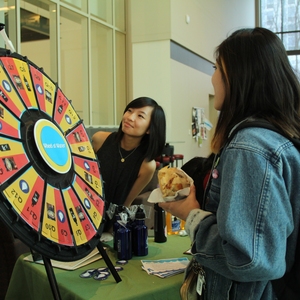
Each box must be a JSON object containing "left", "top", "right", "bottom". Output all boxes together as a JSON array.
[
  {"left": 132, "top": 208, "right": 148, "bottom": 256},
  {"left": 117, "top": 213, "right": 132, "bottom": 260},
  {"left": 127, "top": 205, "right": 138, "bottom": 233},
  {"left": 154, "top": 203, "right": 167, "bottom": 243},
  {"left": 113, "top": 206, "right": 125, "bottom": 251}
]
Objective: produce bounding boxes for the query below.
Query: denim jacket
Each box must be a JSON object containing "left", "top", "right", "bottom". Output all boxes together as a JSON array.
[{"left": 185, "top": 126, "right": 300, "bottom": 300}]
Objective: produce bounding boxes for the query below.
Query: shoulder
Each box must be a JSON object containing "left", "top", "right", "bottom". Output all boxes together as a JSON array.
[
  {"left": 91, "top": 131, "right": 113, "bottom": 152},
  {"left": 230, "top": 127, "right": 291, "bottom": 149},
  {"left": 227, "top": 127, "right": 299, "bottom": 164}
]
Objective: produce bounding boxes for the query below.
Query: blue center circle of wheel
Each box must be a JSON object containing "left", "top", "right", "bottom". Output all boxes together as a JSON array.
[{"left": 34, "top": 119, "right": 72, "bottom": 174}]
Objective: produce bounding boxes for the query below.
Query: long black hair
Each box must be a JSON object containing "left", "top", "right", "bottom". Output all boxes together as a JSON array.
[
  {"left": 211, "top": 27, "right": 300, "bottom": 153},
  {"left": 115, "top": 97, "right": 166, "bottom": 161}
]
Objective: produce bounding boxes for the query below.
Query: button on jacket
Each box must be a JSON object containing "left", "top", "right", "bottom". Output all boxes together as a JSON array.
[{"left": 185, "top": 126, "right": 300, "bottom": 300}]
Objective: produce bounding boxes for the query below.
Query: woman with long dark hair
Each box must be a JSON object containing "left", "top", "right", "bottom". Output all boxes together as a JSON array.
[
  {"left": 160, "top": 28, "right": 300, "bottom": 299},
  {"left": 92, "top": 97, "right": 166, "bottom": 209}
]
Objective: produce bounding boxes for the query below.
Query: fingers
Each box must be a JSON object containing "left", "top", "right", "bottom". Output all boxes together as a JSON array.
[
  {"left": 158, "top": 200, "right": 179, "bottom": 210},
  {"left": 158, "top": 199, "right": 186, "bottom": 216},
  {"left": 189, "top": 183, "right": 196, "bottom": 195},
  {"left": 157, "top": 183, "right": 201, "bottom": 222}
]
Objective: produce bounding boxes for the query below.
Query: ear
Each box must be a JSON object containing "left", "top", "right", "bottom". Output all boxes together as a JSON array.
[{"left": 146, "top": 129, "right": 150, "bottom": 134}]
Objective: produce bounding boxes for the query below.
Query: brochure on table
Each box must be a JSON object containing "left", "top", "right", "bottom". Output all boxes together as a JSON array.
[{"left": 24, "top": 247, "right": 102, "bottom": 270}]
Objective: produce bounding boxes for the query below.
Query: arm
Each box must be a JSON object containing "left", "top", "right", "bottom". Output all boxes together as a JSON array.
[
  {"left": 123, "top": 159, "right": 156, "bottom": 207},
  {"left": 91, "top": 131, "right": 111, "bottom": 153}
]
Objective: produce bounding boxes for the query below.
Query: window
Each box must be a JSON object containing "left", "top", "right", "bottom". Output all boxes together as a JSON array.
[
  {"left": 260, "top": 0, "right": 300, "bottom": 78},
  {"left": 3, "top": 0, "right": 126, "bottom": 125}
]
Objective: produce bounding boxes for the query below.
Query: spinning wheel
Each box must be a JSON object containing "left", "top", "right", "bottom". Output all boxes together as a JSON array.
[
  {"left": 0, "top": 48, "right": 105, "bottom": 260},
  {"left": 0, "top": 25, "right": 121, "bottom": 299}
]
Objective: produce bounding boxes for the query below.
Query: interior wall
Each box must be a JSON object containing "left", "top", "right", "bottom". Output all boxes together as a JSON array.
[
  {"left": 169, "top": 59, "right": 214, "bottom": 159},
  {"left": 170, "top": 0, "right": 256, "bottom": 62},
  {"left": 169, "top": 0, "right": 255, "bottom": 160},
  {"left": 131, "top": 40, "right": 172, "bottom": 130},
  {"left": 129, "top": 0, "right": 255, "bottom": 162},
  {"left": 130, "top": 0, "right": 171, "bottom": 43}
]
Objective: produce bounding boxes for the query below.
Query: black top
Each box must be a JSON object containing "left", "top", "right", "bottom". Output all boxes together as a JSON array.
[{"left": 96, "top": 132, "right": 148, "bottom": 206}]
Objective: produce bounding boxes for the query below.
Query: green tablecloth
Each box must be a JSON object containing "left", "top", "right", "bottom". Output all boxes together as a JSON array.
[{"left": 5, "top": 235, "right": 191, "bottom": 300}]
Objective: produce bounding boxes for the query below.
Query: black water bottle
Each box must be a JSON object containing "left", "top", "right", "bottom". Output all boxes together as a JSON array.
[
  {"left": 154, "top": 203, "right": 167, "bottom": 243},
  {"left": 132, "top": 209, "right": 148, "bottom": 256}
]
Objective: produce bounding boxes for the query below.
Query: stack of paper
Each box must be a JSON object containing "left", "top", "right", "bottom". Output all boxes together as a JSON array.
[
  {"left": 141, "top": 257, "right": 190, "bottom": 278},
  {"left": 24, "top": 248, "right": 102, "bottom": 271}
]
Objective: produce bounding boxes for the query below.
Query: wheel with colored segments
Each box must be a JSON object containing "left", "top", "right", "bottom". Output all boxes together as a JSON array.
[{"left": 0, "top": 48, "right": 105, "bottom": 261}]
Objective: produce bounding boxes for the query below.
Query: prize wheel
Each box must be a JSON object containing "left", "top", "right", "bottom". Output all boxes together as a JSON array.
[{"left": 0, "top": 48, "right": 106, "bottom": 261}]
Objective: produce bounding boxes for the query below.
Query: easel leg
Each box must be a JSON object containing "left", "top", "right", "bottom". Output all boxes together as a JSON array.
[
  {"left": 42, "top": 256, "right": 62, "bottom": 300},
  {"left": 97, "top": 242, "right": 122, "bottom": 283}
]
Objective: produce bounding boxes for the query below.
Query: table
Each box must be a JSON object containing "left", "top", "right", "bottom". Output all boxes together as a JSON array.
[{"left": 5, "top": 235, "right": 191, "bottom": 300}]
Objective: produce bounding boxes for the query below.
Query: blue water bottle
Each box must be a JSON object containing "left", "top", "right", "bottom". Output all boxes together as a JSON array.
[
  {"left": 117, "top": 213, "right": 132, "bottom": 260},
  {"left": 113, "top": 206, "right": 125, "bottom": 250},
  {"left": 132, "top": 208, "right": 148, "bottom": 256}
]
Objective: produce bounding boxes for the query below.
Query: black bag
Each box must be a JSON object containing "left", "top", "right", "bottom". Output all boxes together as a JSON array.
[
  {"left": 228, "top": 118, "right": 300, "bottom": 300},
  {"left": 181, "top": 153, "right": 215, "bottom": 203}
]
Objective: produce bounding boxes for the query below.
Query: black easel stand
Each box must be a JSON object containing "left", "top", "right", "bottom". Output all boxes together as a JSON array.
[
  {"left": 42, "top": 255, "right": 62, "bottom": 300},
  {"left": 42, "top": 242, "right": 121, "bottom": 300},
  {"left": 97, "top": 242, "right": 122, "bottom": 283}
]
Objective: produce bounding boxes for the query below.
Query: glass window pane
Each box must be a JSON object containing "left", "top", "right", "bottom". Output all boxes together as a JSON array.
[
  {"left": 90, "top": 20, "right": 113, "bottom": 124},
  {"left": 284, "top": 2, "right": 300, "bottom": 31},
  {"left": 89, "top": 0, "right": 112, "bottom": 25},
  {"left": 260, "top": 0, "right": 300, "bottom": 80},
  {"left": 115, "top": 0, "right": 125, "bottom": 31},
  {"left": 261, "top": 0, "right": 300, "bottom": 32},
  {"left": 60, "top": 7, "right": 88, "bottom": 121},
  {"left": 279, "top": 32, "right": 300, "bottom": 51},
  {"left": 115, "top": 31, "right": 126, "bottom": 123},
  {"left": 19, "top": 0, "right": 57, "bottom": 81},
  {"left": 260, "top": 0, "right": 282, "bottom": 31},
  {"left": 61, "top": 0, "right": 87, "bottom": 13}
]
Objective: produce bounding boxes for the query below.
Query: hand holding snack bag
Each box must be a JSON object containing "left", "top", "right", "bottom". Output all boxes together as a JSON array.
[{"left": 147, "top": 166, "right": 193, "bottom": 203}]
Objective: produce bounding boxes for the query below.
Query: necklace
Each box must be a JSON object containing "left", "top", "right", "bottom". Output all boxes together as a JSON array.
[{"left": 118, "top": 145, "right": 138, "bottom": 162}]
